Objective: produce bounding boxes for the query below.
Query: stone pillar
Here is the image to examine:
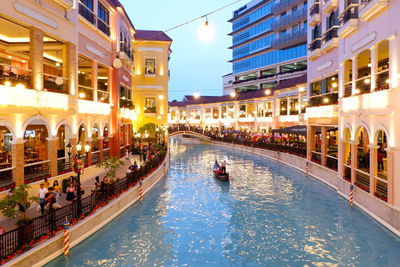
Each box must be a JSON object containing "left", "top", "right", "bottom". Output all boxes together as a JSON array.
[
  {"left": 307, "top": 125, "right": 316, "bottom": 161},
  {"left": 298, "top": 93, "right": 303, "bottom": 114},
  {"left": 350, "top": 141, "right": 358, "bottom": 184},
  {"left": 86, "top": 139, "right": 92, "bottom": 166},
  {"left": 47, "top": 137, "right": 59, "bottom": 178},
  {"left": 321, "top": 126, "right": 328, "bottom": 166},
  {"left": 368, "top": 145, "right": 379, "bottom": 196},
  {"left": 392, "top": 148, "right": 400, "bottom": 208},
  {"left": 92, "top": 61, "right": 98, "bottom": 101},
  {"left": 351, "top": 56, "right": 358, "bottom": 95},
  {"left": 370, "top": 45, "right": 378, "bottom": 92},
  {"left": 30, "top": 27, "right": 43, "bottom": 91},
  {"left": 389, "top": 35, "right": 399, "bottom": 89},
  {"left": 12, "top": 139, "right": 25, "bottom": 186},
  {"left": 338, "top": 139, "right": 346, "bottom": 178},
  {"left": 386, "top": 149, "right": 394, "bottom": 205},
  {"left": 98, "top": 137, "right": 104, "bottom": 161},
  {"left": 66, "top": 42, "right": 77, "bottom": 96}
]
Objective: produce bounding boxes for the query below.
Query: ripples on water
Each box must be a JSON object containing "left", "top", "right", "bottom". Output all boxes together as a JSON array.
[{"left": 47, "top": 136, "right": 400, "bottom": 267}]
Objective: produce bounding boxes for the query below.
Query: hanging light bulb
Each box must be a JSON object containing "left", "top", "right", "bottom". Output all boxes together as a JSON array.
[{"left": 197, "top": 16, "right": 216, "bottom": 43}]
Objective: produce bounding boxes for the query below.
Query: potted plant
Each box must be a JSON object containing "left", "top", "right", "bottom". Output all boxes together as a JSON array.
[
  {"left": 96, "top": 157, "right": 124, "bottom": 198},
  {"left": 0, "top": 184, "right": 39, "bottom": 245}
]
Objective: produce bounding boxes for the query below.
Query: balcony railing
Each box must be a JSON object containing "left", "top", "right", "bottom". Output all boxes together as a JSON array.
[
  {"left": 326, "top": 155, "right": 338, "bottom": 171},
  {"left": 24, "top": 161, "right": 50, "bottom": 183},
  {"left": 78, "top": 85, "right": 94, "bottom": 101},
  {"left": 233, "top": 77, "right": 257, "bottom": 85},
  {"left": 308, "top": 92, "right": 338, "bottom": 107},
  {"left": 310, "top": 3, "right": 320, "bottom": 16},
  {"left": 120, "top": 43, "right": 133, "bottom": 62},
  {"left": 0, "top": 167, "right": 13, "bottom": 188},
  {"left": 344, "top": 82, "right": 352, "bottom": 97},
  {"left": 323, "top": 26, "right": 339, "bottom": 43},
  {"left": 271, "top": 7, "right": 307, "bottom": 31},
  {"left": 311, "top": 151, "right": 322, "bottom": 164},
  {"left": 120, "top": 98, "right": 134, "bottom": 109},
  {"left": 98, "top": 90, "right": 109, "bottom": 103},
  {"left": 344, "top": 164, "right": 351, "bottom": 181},
  {"left": 0, "top": 64, "right": 32, "bottom": 88},
  {"left": 91, "top": 151, "right": 99, "bottom": 165},
  {"left": 103, "top": 148, "right": 110, "bottom": 160},
  {"left": 375, "top": 69, "right": 390, "bottom": 91},
  {"left": 144, "top": 106, "right": 156, "bottom": 114},
  {"left": 339, "top": 3, "right": 359, "bottom": 26},
  {"left": 271, "top": 28, "right": 307, "bottom": 49},
  {"left": 79, "top": 3, "right": 95, "bottom": 24},
  {"left": 271, "top": 0, "right": 304, "bottom": 14},
  {"left": 355, "top": 169, "right": 370, "bottom": 192},
  {"left": 57, "top": 157, "right": 71, "bottom": 175},
  {"left": 374, "top": 176, "right": 388, "bottom": 202},
  {"left": 97, "top": 18, "right": 110, "bottom": 36},
  {"left": 355, "top": 75, "right": 371, "bottom": 95},
  {"left": 43, "top": 74, "right": 68, "bottom": 94},
  {"left": 308, "top": 38, "right": 321, "bottom": 52}
]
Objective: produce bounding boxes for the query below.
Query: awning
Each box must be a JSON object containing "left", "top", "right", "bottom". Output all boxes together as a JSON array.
[{"left": 272, "top": 125, "right": 307, "bottom": 136}]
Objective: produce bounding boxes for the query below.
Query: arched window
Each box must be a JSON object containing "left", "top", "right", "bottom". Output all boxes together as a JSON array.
[
  {"left": 328, "top": 11, "right": 337, "bottom": 28},
  {"left": 312, "top": 25, "right": 320, "bottom": 40}
]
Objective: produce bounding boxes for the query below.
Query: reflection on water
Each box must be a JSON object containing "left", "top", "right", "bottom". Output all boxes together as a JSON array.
[{"left": 46, "top": 136, "right": 400, "bottom": 266}]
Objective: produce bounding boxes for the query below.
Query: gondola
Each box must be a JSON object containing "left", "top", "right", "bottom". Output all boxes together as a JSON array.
[{"left": 213, "top": 160, "right": 229, "bottom": 181}]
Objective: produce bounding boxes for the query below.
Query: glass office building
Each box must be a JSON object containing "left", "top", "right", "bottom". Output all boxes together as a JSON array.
[{"left": 224, "top": 0, "right": 307, "bottom": 95}]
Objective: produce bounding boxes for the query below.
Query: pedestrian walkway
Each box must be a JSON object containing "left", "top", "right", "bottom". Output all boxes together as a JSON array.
[{"left": 0, "top": 154, "right": 141, "bottom": 232}]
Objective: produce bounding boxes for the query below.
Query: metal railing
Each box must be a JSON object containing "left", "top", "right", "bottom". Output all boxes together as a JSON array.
[
  {"left": 144, "top": 106, "right": 156, "bottom": 114},
  {"left": 310, "top": 3, "right": 320, "bottom": 16},
  {"left": 323, "top": 26, "right": 339, "bottom": 43},
  {"left": 355, "top": 168, "right": 370, "bottom": 192},
  {"left": 119, "top": 147, "right": 125, "bottom": 158},
  {"left": 97, "top": 18, "right": 110, "bottom": 36},
  {"left": 311, "top": 151, "right": 322, "bottom": 164},
  {"left": 339, "top": 3, "right": 359, "bottom": 26},
  {"left": 0, "top": 151, "right": 167, "bottom": 260},
  {"left": 43, "top": 74, "right": 68, "bottom": 94},
  {"left": 103, "top": 148, "right": 110, "bottom": 160},
  {"left": 271, "top": 7, "right": 307, "bottom": 31},
  {"left": 91, "top": 151, "right": 100, "bottom": 165},
  {"left": 24, "top": 161, "right": 50, "bottom": 183},
  {"left": 271, "top": 28, "right": 307, "bottom": 49},
  {"left": 326, "top": 155, "right": 338, "bottom": 170},
  {"left": 271, "top": 0, "right": 304, "bottom": 14},
  {"left": 344, "top": 82, "right": 353, "bottom": 97},
  {"left": 79, "top": 2, "right": 95, "bottom": 24},
  {"left": 355, "top": 75, "right": 371, "bottom": 94},
  {"left": 308, "top": 92, "right": 338, "bottom": 107},
  {"left": 344, "top": 164, "right": 351, "bottom": 181},
  {"left": 97, "top": 90, "right": 109, "bottom": 103},
  {"left": 309, "top": 38, "right": 322, "bottom": 52},
  {"left": 0, "top": 63, "right": 32, "bottom": 88},
  {"left": 0, "top": 167, "right": 14, "bottom": 188},
  {"left": 119, "top": 98, "right": 134, "bottom": 109},
  {"left": 374, "top": 176, "right": 388, "bottom": 201},
  {"left": 78, "top": 85, "right": 94, "bottom": 101},
  {"left": 57, "top": 157, "right": 71, "bottom": 175},
  {"left": 375, "top": 69, "right": 390, "bottom": 91}
]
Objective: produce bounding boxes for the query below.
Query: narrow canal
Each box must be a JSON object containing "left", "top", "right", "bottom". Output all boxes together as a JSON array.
[{"left": 47, "top": 136, "right": 400, "bottom": 266}]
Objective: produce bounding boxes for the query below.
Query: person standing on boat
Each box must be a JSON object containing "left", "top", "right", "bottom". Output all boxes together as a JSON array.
[{"left": 221, "top": 160, "right": 227, "bottom": 174}]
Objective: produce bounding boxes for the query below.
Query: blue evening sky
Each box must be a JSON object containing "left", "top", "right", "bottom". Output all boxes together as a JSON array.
[{"left": 121, "top": 0, "right": 245, "bottom": 101}]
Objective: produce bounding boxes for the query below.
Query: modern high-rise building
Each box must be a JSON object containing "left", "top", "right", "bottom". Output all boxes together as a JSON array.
[{"left": 223, "top": 0, "right": 308, "bottom": 95}]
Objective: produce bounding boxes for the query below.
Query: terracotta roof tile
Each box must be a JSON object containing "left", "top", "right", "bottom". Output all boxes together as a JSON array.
[{"left": 135, "top": 30, "right": 172, "bottom": 42}]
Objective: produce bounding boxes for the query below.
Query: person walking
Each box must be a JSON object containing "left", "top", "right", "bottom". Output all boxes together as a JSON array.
[{"left": 38, "top": 183, "right": 48, "bottom": 215}]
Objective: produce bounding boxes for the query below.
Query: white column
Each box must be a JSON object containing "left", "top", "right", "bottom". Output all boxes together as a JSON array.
[
  {"left": 339, "top": 62, "right": 345, "bottom": 98},
  {"left": 389, "top": 35, "right": 399, "bottom": 89},
  {"left": 352, "top": 56, "right": 358, "bottom": 95},
  {"left": 287, "top": 98, "right": 290, "bottom": 116},
  {"left": 370, "top": 45, "right": 378, "bottom": 92}
]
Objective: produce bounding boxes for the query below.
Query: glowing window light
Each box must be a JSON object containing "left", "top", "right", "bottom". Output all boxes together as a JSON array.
[{"left": 79, "top": 92, "right": 85, "bottom": 98}]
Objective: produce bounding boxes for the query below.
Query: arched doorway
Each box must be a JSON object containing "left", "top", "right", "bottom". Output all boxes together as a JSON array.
[
  {"left": 91, "top": 123, "right": 100, "bottom": 165},
  {"left": 103, "top": 123, "right": 110, "bottom": 159},
  {"left": 355, "top": 127, "right": 370, "bottom": 192},
  {"left": 375, "top": 129, "right": 388, "bottom": 201},
  {"left": 0, "top": 126, "right": 13, "bottom": 187},
  {"left": 57, "top": 124, "right": 73, "bottom": 174},
  {"left": 24, "top": 121, "right": 49, "bottom": 183},
  {"left": 343, "top": 128, "right": 352, "bottom": 181}
]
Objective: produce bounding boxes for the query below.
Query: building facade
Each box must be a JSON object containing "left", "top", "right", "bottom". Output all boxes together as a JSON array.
[
  {"left": 0, "top": 0, "right": 170, "bottom": 189},
  {"left": 223, "top": 0, "right": 308, "bottom": 95}
]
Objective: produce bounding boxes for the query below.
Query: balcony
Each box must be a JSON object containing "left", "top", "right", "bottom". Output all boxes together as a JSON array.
[
  {"left": 322, "top": 0, "right": 338, "bottom": 14},
  {"left": 343, "top": 82, "right": 353, "bottom": 97},
  {"left": 271, "top": 28, "right": 307, "bottom": 50},
  {"left": 79, "top": 3, "right": 95, "bottom": 24},
  {"left": 306, "top": 103, "right": 338, "bottom": 119},
  {"left": 271, "top": 0, "right": 304, "bottom": 15},
  {"left": 120, "top": 98, "right": 134, "bottom": 109},
  {"left": 54, "top": 0, "right": 74, "bottom": 9},
  {"left": 78, "top": 100, "right": 111, "bottom": 115},
  {"left": 308, "top": 92, "right": 338, "bottom": 107},
  {"left": 360, "top": 0, "right": 389, "bottom": 21},
  {"left": 355, "top": 75, "right": 371, "bottom": 95},
  {"left": 144, "top": 106, "right": 156, "bottom": 114},
  {"left": 271, "top": 7, "right": 307, "bottom": 32},
  {"left": 375, "top": 69, "right": 390, "bottom": 91},
  {"left": 338, "top": 3, "right": 359, "bottom": 38},
  {"left": 322, "top": 26, "right": 339, "bottom": 52},
  {"left": 309, "top": 3, "right": 321, "bottom": 27},
  {"left": 119, "top": 43, "right": 133, "bottom": 65},
  {"left": 308, "top": 38, "right": 322, "bottom": 61}
]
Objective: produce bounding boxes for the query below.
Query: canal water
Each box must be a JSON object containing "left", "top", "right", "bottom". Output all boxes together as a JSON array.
[{"left": 46, "top": 136, "right": 400, "bottom": 266}]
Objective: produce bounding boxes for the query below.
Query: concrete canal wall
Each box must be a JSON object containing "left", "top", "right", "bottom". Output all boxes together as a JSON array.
[{"left": 6, "top": 154, "right": 169, "bottom": 267}]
